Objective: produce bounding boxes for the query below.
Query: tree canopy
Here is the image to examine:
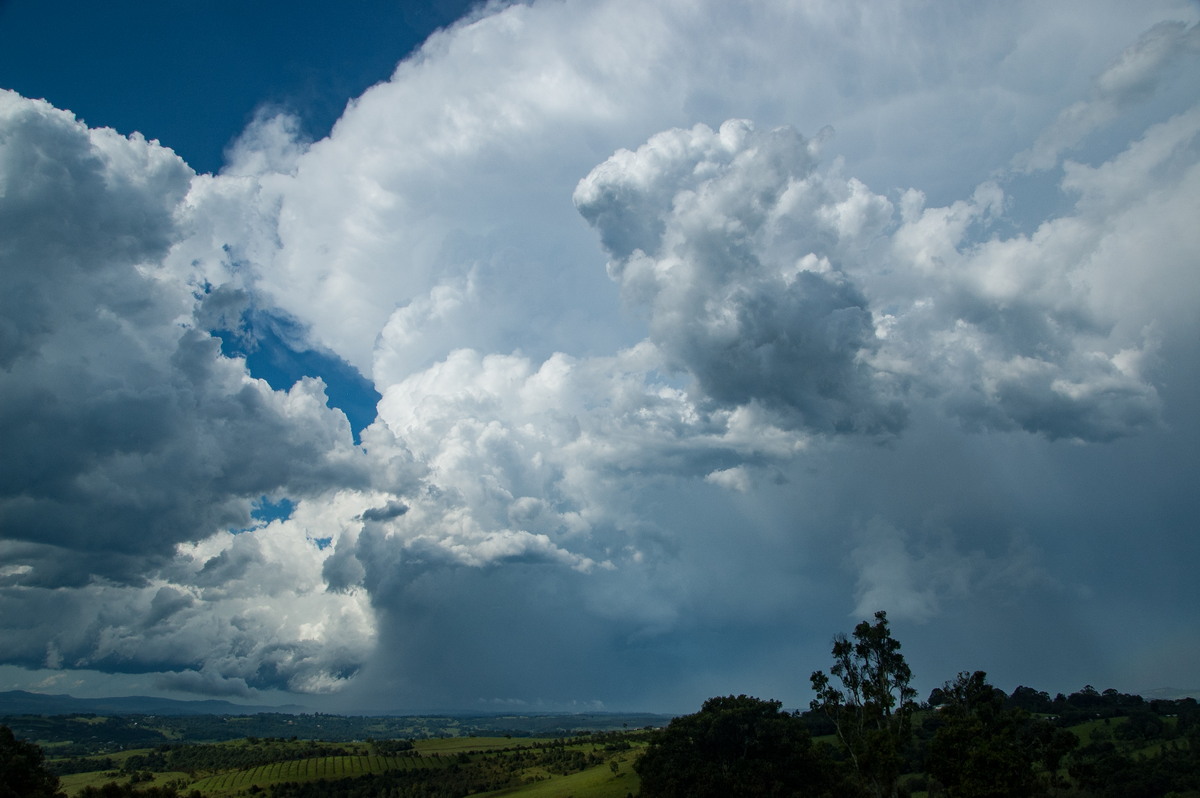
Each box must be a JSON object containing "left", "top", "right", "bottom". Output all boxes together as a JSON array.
[
  {"left": 810, "top": 610, "right": 917, "bottom": 798},
  {"left": 925, "top": 670, "right": 1077, "bottom": 797},
  {"left": 0, "top": 724, "right": 64, "bottom": 798},
  {"left": 635, "top": 694, "right": 843, "bottom": 797}
]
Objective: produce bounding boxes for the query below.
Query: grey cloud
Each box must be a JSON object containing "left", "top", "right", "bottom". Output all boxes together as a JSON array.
[
  {"left": 576, "top": 115, "right": 1170, "bottom": 445},
  {"left": 5, "top": 0, "right": 1200, "bottom": 710},
  {"left": 0, "top": 94, "right": 373, "bottom": 585},
  {"left": 883, "top": 108, "right": 1193, "bottom": 443},
  {"left": 1014, "top": 20, "right": 1200, "bottom": 171},
  {"left": 322, "top": 534, "right": 367, "bottom": 593},
  {"left": 576, "top": 121, "right": 905, "bottom": 435},
  {"left": 942, "top": 349, "right": 1163, "bottom": 442},
  {"left": 145, "top": 587, "right": 195, "bottom": 627},
  {"left": 0, "top": 91, "right": 383, "bottom": 693},
  {"left": 0, "top": 93, "right": 190, "bottom": 368},
  {"left": 359, "top": 500, "right": 409, "bottom": 522},
  {"left": 0, "top": 517, "right": 377, "bottom": 693},
  {"left": 154, "top": 669, "right": 254, "bottom": 699},
  {"left": 195, "top": 535, "right": 265, "bottom": 590}
]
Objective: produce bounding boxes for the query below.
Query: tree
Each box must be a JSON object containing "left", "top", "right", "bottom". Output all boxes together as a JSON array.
[
  {"left": 809, "top": 610, "right": 917, "bottom": 798},
  {"left": 925, "top": 671, "right": 1076, "bottom": 798},
  {"left": 0, "top": 725, "right": 65, "bottom": 798},
  {"left": 636, "top": 694, "right": 841, "bottom": 797}
]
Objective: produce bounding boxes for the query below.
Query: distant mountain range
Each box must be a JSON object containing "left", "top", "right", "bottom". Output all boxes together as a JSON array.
[
  {"left": 0, "top": 690, "right": 308, "bottom": 716},
  {"left": 2, "top": 686, "right": 1194, "bottom": 720}
]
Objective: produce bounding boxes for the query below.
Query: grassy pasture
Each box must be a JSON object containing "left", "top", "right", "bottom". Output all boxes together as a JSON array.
[
  {"left": 478, "top": 750, "right": 642, "bottom": 798},
  {"left": 59, "top": 770, "right": 192, "bottom": 795},
  {"left": 51, "top": 731, "right": 654, "bottom": 797}
]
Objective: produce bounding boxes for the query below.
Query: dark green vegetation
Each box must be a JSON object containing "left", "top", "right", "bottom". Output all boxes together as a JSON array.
[
  {"left": 635, "top": 612, "right": 1200, "bottom": 798},
  {"left": 4, "top": 614, "right": 1198, "bottom": 797},
  {"left": 634, "top": 695, "right": 849, "bottom": 797},
  {"left": 1, "top": 723, "right": 65, "bottom": 797},
  {"left": 809, "top": 611, "right": 918, "bottom": 797}
]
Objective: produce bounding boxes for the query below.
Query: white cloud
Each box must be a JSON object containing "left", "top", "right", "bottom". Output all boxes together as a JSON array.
[
  {"left": 850, "top": 518, "right": 1056, "bottom": 624},
  {"left": 575, "top": 119, "right": 905, "bottom": 435},
  {"left": 0, "top": 92, "right": 387, "bottom": 692},
  {"left": 4, "top": 0, "right": 1200, "bottom": 707},
  {"left": 1014, "top": 21, "right": 1200, "bottom": 172}
]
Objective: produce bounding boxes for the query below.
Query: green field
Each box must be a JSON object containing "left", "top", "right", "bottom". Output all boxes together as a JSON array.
[
  {"left": 478, "top": 749, "right": 642, "bottom": 798},
  {"left": 59, "top": 769, "right": 197, "bottom": 796},
  {"left": 48, "top": 732, "right": 652, "bottom": 798}
]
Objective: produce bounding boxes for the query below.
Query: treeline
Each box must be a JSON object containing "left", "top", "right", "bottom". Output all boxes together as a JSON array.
[
  {"left": 47, "top": 738, "right": 390, "bottom": 777},
  {"left": 75, "top": 786, "right": 202, "bottom": 798},
  {"left": 1005, "top": 683, "right": 1199, "bottom": 728},
  {"left": 121, "top": 739, "right": 366, "bottom": 774},
  {"left": 635, "top": 611, "right": 1200, "bottom": 798},
  {"left": 1, "top": 709, "right": 662, "bottom": 756},
  {"left": 4, "top": 715, "right": 172, "bottom": 756}
]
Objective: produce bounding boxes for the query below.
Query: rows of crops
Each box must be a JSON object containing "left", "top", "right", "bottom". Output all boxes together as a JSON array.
[{"left": 191, "top": 754, "right": 447, "bottom": 793}]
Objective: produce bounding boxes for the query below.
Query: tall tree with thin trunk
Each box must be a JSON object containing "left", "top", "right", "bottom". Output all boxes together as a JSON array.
[{"left": 810, "top": 610, "right": 917, "bottom": 798}]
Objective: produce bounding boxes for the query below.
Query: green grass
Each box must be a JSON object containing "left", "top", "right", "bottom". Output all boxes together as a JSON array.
[
  {"left": 67, "top": 716, "right": 111, "bottom": 726},
  {"left": 53, "top": 734, "right": 651, "bottom": 798},
  {"left": 59, "top": 770, "right": 192, "bottom": 796},
  {"left": 478, "top": 751, "right": 642, "bottom": 798},
  {"left": 57, "top": 753, "right": 449, "bottom": 797}
]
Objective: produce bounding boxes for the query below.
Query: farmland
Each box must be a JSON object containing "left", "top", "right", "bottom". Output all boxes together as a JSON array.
[
  {"left": 22, "top": 722, "right": 653, "bottom": 798},
  {"left": 189, "top": 752, "right": 448, "bottom": 796},
  {"left": 6, "top": 678, "right": 1198, "bottom": 798}
]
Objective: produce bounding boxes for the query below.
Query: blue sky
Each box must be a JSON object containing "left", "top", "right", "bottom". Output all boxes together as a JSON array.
[
  {"left": 0, "top": 0, "right": 475, "bottom": 174},
  {"left": 1, "top": 0, "right": 1198, "bottom": 713}
]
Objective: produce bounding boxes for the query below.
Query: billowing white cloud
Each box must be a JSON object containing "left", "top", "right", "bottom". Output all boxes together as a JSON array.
[
  {"left": 1, "top": 497, "right": 377, "bottom": 694},
  {"left": 3, "top": 0, "right": 1200, "bottom": 708},
  {"left": 0, "top": 93, "right": 388, "bottom": 692},
  {"left": 575, "top": 120, "right": 904, "bottom": 435}
]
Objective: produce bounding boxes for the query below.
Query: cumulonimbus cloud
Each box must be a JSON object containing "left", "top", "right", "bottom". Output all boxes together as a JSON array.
[{"left": 2, "top": 0, "right": 1198, "bottom": 705}]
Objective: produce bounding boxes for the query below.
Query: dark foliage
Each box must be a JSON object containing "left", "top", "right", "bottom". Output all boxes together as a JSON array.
[
  {"left": 1068, "top": 739, "right": 1200, "bottom": 798},
  {"left": 636, "top": 695, "right": 844, "bottom": 797},
  {"left": 9, "top": 617, "right": 1200, "bottom": 798},
  {"left": 810, "top": 611, "right": 917, "bottom": 798},
  {"left": 48, "top": 755, "right": 118, "bottom": 775},
  {"left": 0, "top": 724, "right": 64, "bottom": 798},
  {"left": 925, "top": 671, "right": 1077, "bottom": 797},
  {"left": 119, "top": 739, "right": 356, "bottom": 774},
  {"left": 76, "top": 785, "right": 203, "bottom": 798}
]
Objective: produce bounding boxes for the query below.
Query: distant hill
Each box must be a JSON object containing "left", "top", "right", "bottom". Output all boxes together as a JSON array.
[
  {"left": 1140, "top": 687, "right": 1200, "bottom": 701},
  {"left": 0, "top": 689, "right": 308, "bottom": 716}
]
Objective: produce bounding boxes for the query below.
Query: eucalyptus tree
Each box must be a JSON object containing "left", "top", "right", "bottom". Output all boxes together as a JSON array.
[{"left": 810, "top": 610, "right": 917, "bottom": 798}]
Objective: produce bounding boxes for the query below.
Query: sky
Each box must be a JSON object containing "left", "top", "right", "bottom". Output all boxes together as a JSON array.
[{"left": 1, "top": 0, "right": 1198, "bottom": 714}]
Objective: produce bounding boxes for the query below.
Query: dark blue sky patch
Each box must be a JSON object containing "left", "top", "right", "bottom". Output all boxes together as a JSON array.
[
  {"left": 210, "top": 302, "right": 382, "bottom": 442},
  {"left": 0, "top": 0, "right": 478, "bottom": 175},
  {"left": 252, "top": 496, "right": 296, "bottom": 525}
]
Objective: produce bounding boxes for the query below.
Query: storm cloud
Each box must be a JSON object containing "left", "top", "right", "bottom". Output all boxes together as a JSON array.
[{"left": 2, "top": 0, "right": 1198, "bottom": 710}]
